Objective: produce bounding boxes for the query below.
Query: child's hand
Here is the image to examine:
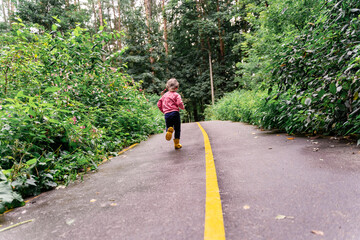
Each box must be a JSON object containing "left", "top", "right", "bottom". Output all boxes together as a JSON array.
[{"left": 161, "top": 88, "right": 167, "bottom": 96}]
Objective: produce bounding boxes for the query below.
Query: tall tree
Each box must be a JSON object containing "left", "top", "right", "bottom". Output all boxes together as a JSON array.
[
  {"left": 97, "top": 0, "right": 104, "bottom": 27},
  {"left": 116, "top": 0, "right": 122, "bottom": 49},
  {"left": 216, "top": 0, "right": 225, "bottom": 61},
  {"left": 1, "top": 0, "right": 8, "bottom": 24},
  {"left": 162, "top": 0, "right": 168, "bottom": 55}
]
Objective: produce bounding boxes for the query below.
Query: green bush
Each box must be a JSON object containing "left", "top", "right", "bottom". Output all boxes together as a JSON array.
[
  {"left": 225, "top": 1, "right": 360, "bottom": 137},
  {"left": 0, "top": 21, "right": 163, "bottom": 208},
  {"left": 267, "top": 1, "right": 360, "bottom": 135},
  {"left": 205, "top": 90, "right": 268, "bottom": 126}
]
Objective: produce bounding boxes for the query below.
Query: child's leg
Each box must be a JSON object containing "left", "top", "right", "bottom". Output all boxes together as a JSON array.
[
  {"left": 172, "top": 112, "right": 182, "bottom": 149},
  {"left": 173, "top": 112, "right": 181, "bottom": 139},
  {"left": 165, "top": 113, "right": 172, "bottom": 130},
  {"left": 165, "top": 113, "right": 174, "bottom": 141}
]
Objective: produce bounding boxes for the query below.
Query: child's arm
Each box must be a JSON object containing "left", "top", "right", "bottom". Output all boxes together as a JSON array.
[
  {"left": 157, "top": 98, "right": 164, "bottom": 113},
  {"left": 160, "top": 88, "right": 167, "bottom": 96},
  {"left": 176, "top": 94, "right": 185, "bottom": 110}
]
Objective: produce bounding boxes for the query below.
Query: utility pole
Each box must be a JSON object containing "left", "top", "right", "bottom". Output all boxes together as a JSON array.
[
  {"left": 208, "top": 50, "right": 215, "bottom": 105},
  {"left": 204, "top": 38, "right": 215, "bottom": 105}
]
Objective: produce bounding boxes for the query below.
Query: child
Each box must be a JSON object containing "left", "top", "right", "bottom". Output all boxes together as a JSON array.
[{"left": 157, "top": 78, "right": 185, "bottom": 149}]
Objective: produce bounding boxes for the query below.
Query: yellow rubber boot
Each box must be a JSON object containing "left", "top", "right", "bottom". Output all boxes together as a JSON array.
[
  {"left": 174, "top": 139, "right": 182, "bottom": 149},
  {"left": 165, "top": 127, "right": 174, "bottom": 141}
]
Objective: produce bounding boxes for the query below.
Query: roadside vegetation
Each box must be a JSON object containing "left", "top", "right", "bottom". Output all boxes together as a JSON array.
[
  {"left": 0, "top": 22, "right": 163, "bottom": 213},
  {"left": 206, "top": 1, "right": 360, "bottom": 137},
  {"left": 205, "top": 90, "right": 268, "bottom": 126}
]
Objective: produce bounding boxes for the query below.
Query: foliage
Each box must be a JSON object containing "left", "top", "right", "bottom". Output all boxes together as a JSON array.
[
  {"left": 164, "top": 0, "right": 243, "bottom": 121},
  {"left": 121, "top": 5, "right": 168, "bottom": 94},
  {"left": 266, "top": 0, "right": 360, "bottom": 135},
  {"left": 0, "top": 21, "right": 163, "bottom": 199},
  {"left": 228, "top": 0, "right": 360, "bottom": 136},
  {"left": 2, "top": 0, "right": 247, "bottom": 121},
  {"left": 205, "top": 90, "right": 267, "bottom": 126},
  {"left": 0, "top": 171, "right": 24, "bottom": 214},
  {"left": 14, "top": 0, "right": 89, "bottom": 31}
]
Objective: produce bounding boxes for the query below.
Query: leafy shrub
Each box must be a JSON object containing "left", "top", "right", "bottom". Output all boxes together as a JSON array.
[
  {"left": 268, "top": 0, "right": 360, "bottom": 135},
  {"left": 0, "top": 171, "right": 24, "bottom": 214},
  {"left": 0, "top": 21, "right": 163, "bottom": 201},
  {"left": 229, "top": 1, "right": 359, "bottom": 137},
  {"left": 205, "top": 90, "right": 268, "bottom": 126}
]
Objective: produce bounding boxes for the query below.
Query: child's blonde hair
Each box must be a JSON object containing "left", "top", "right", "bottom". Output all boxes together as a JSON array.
[{"left": 166, "top": 78, "right": 179, "bottom": 91}]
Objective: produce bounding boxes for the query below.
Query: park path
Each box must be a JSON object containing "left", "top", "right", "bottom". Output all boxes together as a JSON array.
[{"left": 1, "top": 121, "right": 360, "bottom": 240}]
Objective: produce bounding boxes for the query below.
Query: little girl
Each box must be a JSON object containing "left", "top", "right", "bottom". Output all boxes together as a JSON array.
[{"left": 157, "top": 78, "right": 185, "bottom": 149}]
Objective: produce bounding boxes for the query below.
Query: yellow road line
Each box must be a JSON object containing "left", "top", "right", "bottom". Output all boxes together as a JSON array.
[
  {"left": 117, "top": 143, "right": 138, "bottom": 155},
  {"left": 197, "top": 122, "right": 226, "bottom": 240}
]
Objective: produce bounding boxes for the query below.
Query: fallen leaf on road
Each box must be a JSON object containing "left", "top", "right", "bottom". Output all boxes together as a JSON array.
[
  {"left": 243, "top": 205, "right": 250, "bottom": 210},
  {"left": 287, "top": 137, "right": 295, "bottom": 140},
  {"left": 275, "top": 215, "right": 294, "bottom": 220},
  {"left": 313, "top": 148, "right": 319, "bottom": 152},
  {"left": 110, "top": 203, "right": 117, "bottom": 207},
  {"left": 66, "top": 219, "right": 75, "bottom": 226},
  {"left": 311, "top": 230, "right": 324, "bottom": 236},
  {"left": 90, "top": 199, "right": 97, "bottom": 203}
]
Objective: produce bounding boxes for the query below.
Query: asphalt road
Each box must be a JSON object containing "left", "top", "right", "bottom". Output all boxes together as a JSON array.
[{"left": 1, "top": 121, "right": 360, "bottom": 240}]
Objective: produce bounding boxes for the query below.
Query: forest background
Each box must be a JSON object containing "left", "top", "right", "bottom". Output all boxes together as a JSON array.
[{"left": 0, "top": 0, "right": 359, "bottom": 213}]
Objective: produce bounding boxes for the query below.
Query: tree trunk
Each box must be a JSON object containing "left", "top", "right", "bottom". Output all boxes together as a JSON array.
[
  {"left": 111, "top": 0, "right": 122, "bottom": 50},
  {"left": 162, "top": 0, "right": 168, "bottom": 55},
  {"left": 144, "top": 0, "right": 152, "bottom": 28},
  {"left": 145, "top": 0, "right": 155, "bottom": 66},
  {"left": 91, "top": 0, "right": 98, "bottom": 29},
  {"left": 216, "top": 0, "right": 225, "bottom": 61},
  {"left": 2, "top": 0, "right": 8, "bottom": 24},
  {"left": 111, "top": 0, "right": 117, "bottom": 29},
  {"left": 97, "top": 0, "right": 104, "bottom": 27},
  {"left": 192, "top": 101, "right": 199, "bottom": 122},
  {"left": 197, "top": 0, "right": 206, "bottom": 67},
  {"left": 10, "top": 0, "right": 14, "bottom": 16},
  {"left": 116, "top": 0, "right": 122, "bottom": 49},
  {"left": 107, "top": 6, "right": 113, "bottom": 31},
  {"left": 207, "top": 38, "right": 214, "bottom": 105}
]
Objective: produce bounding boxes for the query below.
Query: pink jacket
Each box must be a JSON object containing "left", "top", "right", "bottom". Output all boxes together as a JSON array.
[{"left": 157, "top": 91, "right": 185, "bottom": 114}]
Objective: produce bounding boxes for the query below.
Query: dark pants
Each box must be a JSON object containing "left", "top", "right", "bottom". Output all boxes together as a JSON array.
[{"left": 165, "top": 111, "right": 181, "bottom": 139}]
